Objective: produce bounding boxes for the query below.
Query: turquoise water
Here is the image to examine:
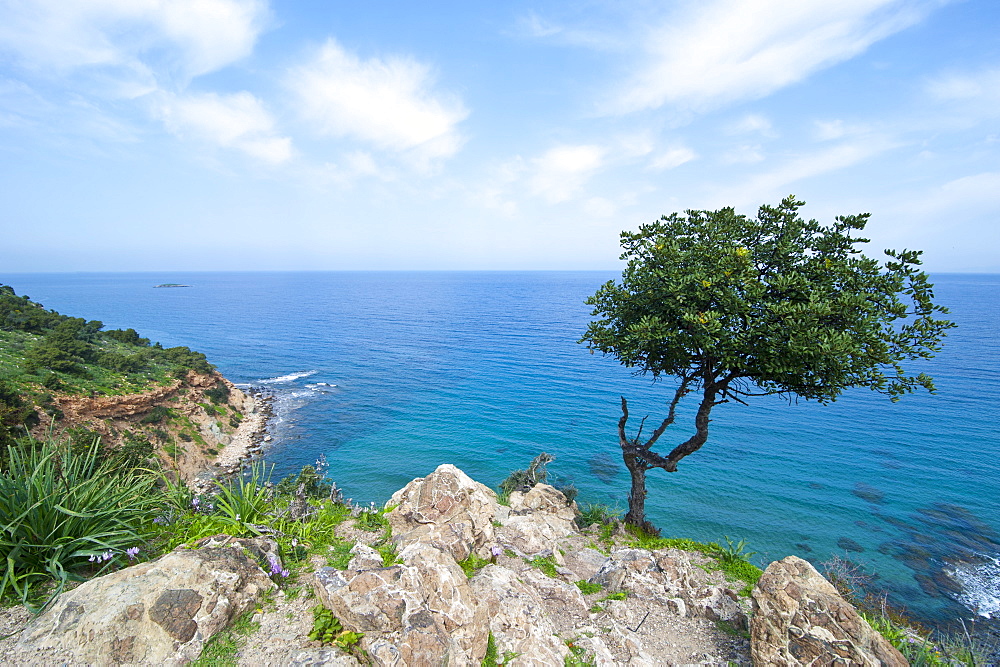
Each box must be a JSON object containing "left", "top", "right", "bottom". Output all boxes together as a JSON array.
[{"left": 2, "top": 271, "right": 998, "bottom": 628}]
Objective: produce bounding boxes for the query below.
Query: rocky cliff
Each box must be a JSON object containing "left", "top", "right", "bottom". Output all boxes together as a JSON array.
[
  {"left": 30, "top": 370, "right": 269, "bottom": 485},
  {"left": 0, "top": 464, "right": 906, "bottom": 666}
]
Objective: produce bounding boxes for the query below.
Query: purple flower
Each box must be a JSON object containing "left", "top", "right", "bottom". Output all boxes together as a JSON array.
[
  {"left": 267, "top": 553, "right": 288, "bottom": 577},
  {"left": 191, "top": 496, "right": 201, "bottom": 509},
  {"left": 125, "top": 546, "right": 140, "bottom": 561},
  {"left": 491, "top": 545, "right": 503, "bottom": 557},
  {"left": 153, "top": 515, "right": 169, "bottom": 525}
]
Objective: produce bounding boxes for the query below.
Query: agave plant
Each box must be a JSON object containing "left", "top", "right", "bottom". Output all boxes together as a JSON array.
[{"left": 0, "top": 436, "right": 156, "bottom": 609}]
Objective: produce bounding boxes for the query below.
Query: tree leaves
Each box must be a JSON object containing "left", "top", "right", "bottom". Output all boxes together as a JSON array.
[{"left": 582, "top": 195, "right": 955, "bottom": 404}]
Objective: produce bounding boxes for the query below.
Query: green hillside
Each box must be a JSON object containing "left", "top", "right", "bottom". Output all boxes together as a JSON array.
[{"left": 0, "top": 284, "right": 216, "bottom": 447}]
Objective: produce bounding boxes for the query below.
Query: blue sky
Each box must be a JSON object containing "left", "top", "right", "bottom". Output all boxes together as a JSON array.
[{"left": 1, "top": 0, "right": 997, "bottom": 272}]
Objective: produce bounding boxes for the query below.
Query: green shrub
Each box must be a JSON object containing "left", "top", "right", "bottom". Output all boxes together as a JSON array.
[
  {"left": 308, "top": 605, "right": 363, "bottom": 651},
  {"left": 527, "top": 554, "right": 559, "bottom": 578},
  {"left": 213, "top": 463, "right": 275, "bottom": 533},
  {"left": 576, "top": 503, "right": 621, "bottom": 528},
  {"left": 499, "top": 452, "right": 552, "bottom": 496},
  {"left": 0, "top": 436, "right": 156, "bottom": 609},
  {"left": 140, "top": 405, "right": 171, "bottom": 424},
  {"left": 458, "top": 552, "right": 491, "bottom": 578},
  {"left": 203, "top": 384, "right": 230, "bottom": 405},
  {"left": 354, "top": 507, "right": 389, "bottom": 532},
  {"left": 482, "top": 631, "right": 519, "bottom": 665},
  {"left": 276, "top": 464, "right": 332, "bottom": 499},
  {"left": 575, "top": 580, "right": 602, "bottom": 595}
]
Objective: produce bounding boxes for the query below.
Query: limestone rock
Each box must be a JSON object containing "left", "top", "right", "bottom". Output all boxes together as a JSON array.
[
  {"left": 15, "top": 536, "right": 277, "bottom": 665},
  {"left": 313, "top": 542, "right": 487, "bottom": 666},
  {"left": 750, "top": 555, "right": 908, "bottom": 666},
  {"left": 347, "top": 543, "right": 383, "bottom": 572},
  {"left": 562, "top": 547, "right": 610, "bottom": 582},
  {"left": 499, "top": 484, "right": 578, "bottom": 556},
  {"left": 386, "top": 463, "right": 499, "bottom": 561},
  {"left": 470, "top": 565, "right": 572, "bottom": 666},
  {"left": 508, "top": 483, "right": 577, "bottom": 522},
  {"left": 589, "top": 547, "right": 659, "bottom": 592},
  {"left": 289, "top": 647, "right": 361, "bottom": 665}
]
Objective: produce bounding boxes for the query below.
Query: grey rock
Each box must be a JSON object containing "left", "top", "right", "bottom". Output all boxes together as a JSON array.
[
  {"left": 15, "top": 536, "right": 277, "bottom": 665},
  {"left": 750, "top": 555, "right": 907, "bottom": 666}
]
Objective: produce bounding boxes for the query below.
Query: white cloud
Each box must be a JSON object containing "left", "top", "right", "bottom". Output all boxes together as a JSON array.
[
  {"left": 728, "top": 114, "right": 775, "bottom": 136},
  {"left": 720, "top": 145, "right": 765, "bottom": 164},
  {"left": 583, "top": 197, "right": 617, "bottom": 217},
  {"left": 288, "top": 39, "right": 467, "bottom": 162},
  {"left": 609, "top": 0, "right": 933, "bottom": 114},
  {"left": 649, "top": 147, "right": 696, "bottom": 170},
  {"left": 926, "top": 67, "right": 1000, "bottom": 118},
  {"left": 530, "top": 144, "right": 605, "bottom": 203},
  {"left": 927, "top": 68, "right": 1000, "bottom": 101},
  {"left": 892, "top": 172, "right": 1000, "bottom": 219},
  {"left": 518, "top": 12, "right": 563, "bottom": 38},
  {"left": 159, "top": 91, "right": 292, "bottom": 164},
  {"left": 0, "top": 0, "right": 266, "bottom": 86},
  {"left": 712, "top": 136, "right": 896, "bottom": 205},
  {"left": 878, "top": 172, "right": 1000, "bottom": 269},
  {"left": 814, "top": 119, "right": 874, "bottom": 141}
]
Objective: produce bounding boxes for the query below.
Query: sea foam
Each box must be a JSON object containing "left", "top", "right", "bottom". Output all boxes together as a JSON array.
[
  {"left": 946, "top": 554, "right": 1000, "bottom": 618},
  {"left": 258, "top": 370, "right": 318, "bottom": 384}
]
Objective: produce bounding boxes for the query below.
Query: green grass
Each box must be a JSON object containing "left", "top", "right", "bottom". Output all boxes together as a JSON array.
[
  {"left": 526, "top": 554, "right": 559, "bottom": 578},
  {"left": 191, "top": 608, "right": 259, "bottom": 666},
  {"left": 623, "top": 525, "right": 762, "bottom": 597},
  {"left": 354, "top": 507, "right": 390, "bottom": 532},
  {"left": 376, "top": 542, "right": 401, "bottom": 567},
  {"left": 164, "top": 443, "right": 186, "bottom": 458},
  {"left": 576, "top": 503, "right": 621, "bottom": 528},
  {"left": 458, "top": 552, "right": 491, "bottom": 578},
  {"left": 564, "top": 638, "right": 596, "bottom": 666},
  {"left": 574, "top": 580, "right": 602, "bottom": 595},
  {"left": 0, "top": 436, "right": 156, "bottom": 610},
  {"left": 481, "top": 631, "right": 519, "bottom": 666},
  {"left": 325, "top": 540, "right": 355, "bottom": 569},
  {"left": 714, "top": 619, "right": 750, "bottom": 639}
]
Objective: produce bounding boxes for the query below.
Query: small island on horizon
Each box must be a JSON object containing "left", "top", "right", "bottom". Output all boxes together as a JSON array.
[{"left": 153, "top": 283, "right": 191, "bottom": 288}]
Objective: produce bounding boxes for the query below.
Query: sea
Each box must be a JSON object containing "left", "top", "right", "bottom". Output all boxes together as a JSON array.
[{"left": 1, "top": 270, "right": 997, "bottom": 632}]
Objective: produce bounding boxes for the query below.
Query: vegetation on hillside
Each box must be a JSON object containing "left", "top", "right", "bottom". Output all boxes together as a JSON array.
[{"left": 0, "top": 283, "right": 217, "bottom": 446}]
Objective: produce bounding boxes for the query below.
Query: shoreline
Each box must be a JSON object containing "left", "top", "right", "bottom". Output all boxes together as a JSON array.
[{"left": 191, "top": 384, "right": 275, "bottom": 492}]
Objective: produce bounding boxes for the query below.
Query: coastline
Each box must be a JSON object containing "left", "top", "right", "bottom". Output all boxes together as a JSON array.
[{"left": 191, "top": 383, "right": 274, "bottom": 492}]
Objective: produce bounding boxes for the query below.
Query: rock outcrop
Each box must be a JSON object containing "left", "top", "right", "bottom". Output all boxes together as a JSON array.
[
  {"left": 15, "top": 536, "right": 279, "bottom": 666},
  {"left": 318, "top": 464, "right": 755, "bottom": 665},
  {"left": 32, "top": 370, "right": 270, "bottom": 487},
  {"left": 5, "top": 465, "right": 908, "bottom": 666},
  {"left": 386, "top": 463, "right": 500, "bottom": 562},
  {"left": 751, "top": 555, "right": 908, "bottom": 666}
]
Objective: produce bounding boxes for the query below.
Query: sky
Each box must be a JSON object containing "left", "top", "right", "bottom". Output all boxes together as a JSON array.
[{"left": 0, "top": 0, "right": 997, "bottom": 273}]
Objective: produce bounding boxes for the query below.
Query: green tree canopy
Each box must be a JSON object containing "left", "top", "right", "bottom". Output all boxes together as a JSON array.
[{"left": 581, "top": 196, "right": 955, "bottom": 529}]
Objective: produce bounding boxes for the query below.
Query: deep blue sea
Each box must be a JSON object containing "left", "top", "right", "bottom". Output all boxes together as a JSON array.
[{"left": 2, "top": 271, "right": 998, "bottom": 629}]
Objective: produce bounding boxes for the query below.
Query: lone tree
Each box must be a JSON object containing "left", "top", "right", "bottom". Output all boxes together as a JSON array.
[{"left": 581, "top": 196, "right": 954, "bottom": 531}]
